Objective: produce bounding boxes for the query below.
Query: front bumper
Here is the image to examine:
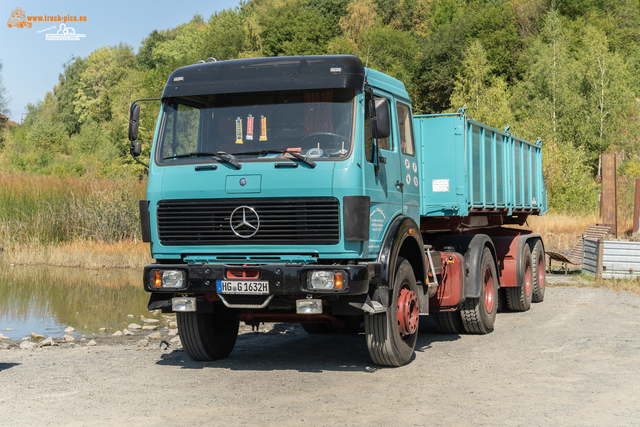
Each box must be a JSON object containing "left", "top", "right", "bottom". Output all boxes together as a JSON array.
[{"left": 143, "top": 262, "right": 378, "bottom": 296}]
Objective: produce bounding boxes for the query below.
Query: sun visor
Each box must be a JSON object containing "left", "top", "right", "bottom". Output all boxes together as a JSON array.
[{"left": 162, "top": 55, "right": 365, "bottom": 98}]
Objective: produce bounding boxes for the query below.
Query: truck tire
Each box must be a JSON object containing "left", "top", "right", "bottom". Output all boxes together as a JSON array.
[
  {"left": 431, "top": 311, "right": 464, "bottom": 334},
  {"left": 460, "top": 247, "right": 498, "bottom": 334},
  {"left": 365, "top": 258, "right": 419, "bottom": 367},
  {"left": 177, "top": 304, "right": 239, "bottom": 361},
  {"left": 531, "top": 239, "right": 546, "bottom": 303},
  {"left": 301, "top": 323, "right": 330, "bottom": 334},
  {"left": 506, "top": 243, "right": 533, "bottom": 311}
]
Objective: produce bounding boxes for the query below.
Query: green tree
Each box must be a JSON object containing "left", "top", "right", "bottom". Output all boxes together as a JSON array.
[
  {"left": 259, "top": 0, "right": 338, "bottom": 57},
  {"left": 200, "top": 8, "right": 247, "bottom": 61},
  {"left": 415, "top": 14, "right": 472, "bottom": 113},
  {"left": 578, "top": 25, "right": 637, "bottom": 178},
  {"left": 450, "top": 40, "right": 513, "bottom": 128}
]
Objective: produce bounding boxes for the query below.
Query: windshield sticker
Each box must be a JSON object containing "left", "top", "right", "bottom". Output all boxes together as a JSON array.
[
  {"left": 338, "top": 141, "right": 347, "bottom": 155},
  {"left": 404, "top": 158, "right": 410, "bottom": 169},
  {"left": 307, "top": 148, "right": 323, "bottom": 158},
  {"left": 260, "top": 116, "right": 268, "bottom": 141},
  {"left": 282, "top": 148, "right": 301, "bottom": 158},
  {"left": 246, "top": 115, "right": 254, "bottom": 140},
  {"left": 235, "top": 117, "right": 243, "bottom": 144}
]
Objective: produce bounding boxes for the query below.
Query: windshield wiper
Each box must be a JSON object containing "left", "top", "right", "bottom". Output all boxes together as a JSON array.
[
  {"left": 226, "top": 149, "right": 316, "bottom": 168},
  {"left": 163, "top": 151, "right": 241, "bottom": 169}
]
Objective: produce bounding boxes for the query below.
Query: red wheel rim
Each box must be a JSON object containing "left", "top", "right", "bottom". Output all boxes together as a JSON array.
[
  {"left": 483, "top": 266, "right": 495, "bottom": 313},
  {"left": 397, "top": 285, "right": 418, "bottom": 338},
  {"left": 537, "top": 253, "right": 545, "bottom": 292},
  {"left": 525, "top": 258, "right": 532, "bottom": 296}
]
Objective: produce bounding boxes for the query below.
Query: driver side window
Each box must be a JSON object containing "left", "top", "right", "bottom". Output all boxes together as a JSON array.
[{"left": 364, "top": 92, "right": 391, "bottom": 162}]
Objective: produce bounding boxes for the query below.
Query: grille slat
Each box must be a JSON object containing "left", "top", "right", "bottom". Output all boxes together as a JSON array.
[{"left": 157, "top": 198, "right": 340, "bottom": 246}]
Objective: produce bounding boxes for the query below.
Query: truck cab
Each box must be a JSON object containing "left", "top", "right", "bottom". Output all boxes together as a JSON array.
[{"left": 132, "top": 55, "right": 427, "bottom": 366}]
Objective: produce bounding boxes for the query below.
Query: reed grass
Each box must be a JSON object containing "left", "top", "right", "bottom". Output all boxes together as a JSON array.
[{"left": 0, "top": 173, "right": 146, "bottom": 249}]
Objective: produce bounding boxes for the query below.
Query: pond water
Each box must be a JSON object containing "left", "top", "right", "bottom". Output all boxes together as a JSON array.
[{"left": 0, "top": 265, "right": 155, "bottom": 340}]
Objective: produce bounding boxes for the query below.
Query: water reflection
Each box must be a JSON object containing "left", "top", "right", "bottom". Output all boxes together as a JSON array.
[{"left": 0, "top": 265, "right": 151, "bottom": 340}]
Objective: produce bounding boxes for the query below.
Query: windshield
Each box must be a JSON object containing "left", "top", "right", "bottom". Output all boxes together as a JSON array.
[{"left": 156, "top": 89, "right": 356, "bottom": 165}]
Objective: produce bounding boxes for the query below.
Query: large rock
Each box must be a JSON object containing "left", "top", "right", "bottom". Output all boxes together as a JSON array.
[
  {"left": 123, "top": 329, "right": 135, "bottom": 336},
  {"left": 168, "top": 321, "right": 178, "bottom": 329},
  {"left": 20, "top": 341, "right": 34, "bottom": 350},
  {"left": 39, "top": 337, "right": 54, "bottom": 347},
  {"left": 147, "top": 332, "right": 162, "bottom": 340},
  {"left": 63, "top": 335, "right": 75, "bottom": 342},
  {"left": 137, "top": 339, "right": 149, "bottom": 347},
  {"left": 168, "top": 329, "right": 179, "bottom": 337},
  {"left": 0, "top": 334, "right": 10, "bottom": 341},
  {"left": 30, "top": 332, "right": 45, "bottom": 340},
  {"left": 112, "top": 330, "right": 123, "bottom": 337},
  {"left": 143, "top": 318, "right": 160, "bottom": 324},
  {"left": 142, "top": 325, "right": 157, "bottom": 331},
  {"left": 128, "top": 323, "right": 142, "bottom": 330},
  {"left": 64, "top": 326, "right": 75, "bottom": 334},
  {"left": 87, "top": 340, "right": 97, "bottom": 346}
]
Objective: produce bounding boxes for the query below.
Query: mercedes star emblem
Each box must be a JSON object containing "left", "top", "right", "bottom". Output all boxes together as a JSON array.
[{"left": 230, "top": 205, "right": 260, "bottom": 238}]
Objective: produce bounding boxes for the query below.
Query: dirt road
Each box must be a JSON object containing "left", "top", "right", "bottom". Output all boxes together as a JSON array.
[{"left": 1, "top": 284, "right": 639, "bottom": 426}]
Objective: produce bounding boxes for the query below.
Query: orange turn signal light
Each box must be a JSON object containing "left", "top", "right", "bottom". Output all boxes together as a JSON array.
[
  {"left": 154, "top": 271, "right": 162, "bottom": 288},
  {"left": 334, "top": 272, "right": 343, "bottom": 290}
]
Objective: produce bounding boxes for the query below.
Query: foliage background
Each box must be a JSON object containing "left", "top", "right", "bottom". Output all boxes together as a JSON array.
[{"left": 2, "top": 0, "right": 640, "bottom": 219}]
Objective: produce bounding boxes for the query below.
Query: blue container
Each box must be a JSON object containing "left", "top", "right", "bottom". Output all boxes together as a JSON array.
[{"left": 413, "top": 112, "right": 547, "bottom": 219}]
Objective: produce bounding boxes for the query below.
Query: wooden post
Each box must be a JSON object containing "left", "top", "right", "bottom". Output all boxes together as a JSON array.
[
  {"left": 634, "top": 178, "right": 640, "bottom": 234},
  {"left": 596, "top": 238, "right": 604, "bottom": 279},
  {"left": 601, "top": 154, "right": 617, "bottom": 237}
]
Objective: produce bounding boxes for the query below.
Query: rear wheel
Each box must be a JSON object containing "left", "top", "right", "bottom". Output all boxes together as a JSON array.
[
  {"left": 431, "top": 311, "right": 465, "bottom": 334},
  {"left": 177, "top": 302, "right": 239, "bottom": 361},
  {"left": 365, "top": 258, "right": 419, "bottom": 367},
  {"left": 460, "top": 247, "right": 498, "bottom": 334},
  {"left": 531, "top": 240, "right": 546, "bottom": 303},
  {"left": 506, "top": 243, "right": 533, "bottom": 311}
]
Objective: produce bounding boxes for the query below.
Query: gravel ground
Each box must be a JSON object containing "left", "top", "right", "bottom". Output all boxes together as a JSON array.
[{"left": 1, "top": 283, "right": 639, "bottom": 426}]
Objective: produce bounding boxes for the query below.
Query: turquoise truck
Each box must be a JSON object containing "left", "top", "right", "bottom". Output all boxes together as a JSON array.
[{"left": 128, "top": 55, "right": 547, "bottom": 367}]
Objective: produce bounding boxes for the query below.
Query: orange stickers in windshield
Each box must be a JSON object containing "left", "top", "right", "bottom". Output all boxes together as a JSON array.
[
  {"left": 246, "top": 115, "right": 254, "bottom": 141},
  {"left": 259, "top": 116, "right": 268, "bottom": 141}
]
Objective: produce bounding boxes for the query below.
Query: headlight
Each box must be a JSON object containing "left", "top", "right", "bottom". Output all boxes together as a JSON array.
[
  {"left": 151, "top": 269, "right": 186, "bottom": 289},
  {"left": 309, "top": 271, "right": 344, "bottom": 290}
]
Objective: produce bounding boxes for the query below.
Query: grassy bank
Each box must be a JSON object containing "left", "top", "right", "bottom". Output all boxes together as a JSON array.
[
  {"left": 0, "top": 173, "right": 145, "bottom": 248},
  {"left": 1, "top": 173, "right": 149, "bottom": 269}
]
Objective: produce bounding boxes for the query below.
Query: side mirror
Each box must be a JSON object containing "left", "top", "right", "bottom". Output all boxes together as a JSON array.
[
  {"left": 373, "top": 98, "right": 390, "bottom": 140},
  {"left": 130, "top": 141, "right": 141, "bottom": 158},
  {"left": 128, "top": 103, "right": 140, "bottom": 142}
]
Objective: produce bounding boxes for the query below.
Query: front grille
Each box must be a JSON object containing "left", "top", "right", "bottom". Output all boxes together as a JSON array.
[{"left": 157, "top": 197, "right": 340, "bottom": 245}]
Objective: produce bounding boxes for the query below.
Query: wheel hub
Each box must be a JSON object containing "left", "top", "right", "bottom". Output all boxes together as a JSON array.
[
  {"left": 483, "top": 266, "right": 495, "bottom": 313},
  {"left": 397, "top": 286, "right": 418, "bottom": 337}
]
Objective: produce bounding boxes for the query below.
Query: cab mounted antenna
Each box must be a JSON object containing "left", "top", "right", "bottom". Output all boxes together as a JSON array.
[{"left": 365, "top": 45, "right": 370, "bottom": 69}]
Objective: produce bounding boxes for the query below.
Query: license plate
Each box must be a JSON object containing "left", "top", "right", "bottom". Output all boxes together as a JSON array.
[{"left": 216, "top": 280, "right": 269, "bottom": 295}]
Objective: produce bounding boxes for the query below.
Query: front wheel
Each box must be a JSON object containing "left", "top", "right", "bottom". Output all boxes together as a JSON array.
[
  {"left": 177, "top": 303, "right": 239, "bottom": 361},
  {"left": 365, "top": 258, "right": 419, "bottom": 367}
]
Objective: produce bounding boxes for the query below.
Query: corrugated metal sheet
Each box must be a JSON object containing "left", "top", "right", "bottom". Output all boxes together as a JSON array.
[
  {"left": 582, "top": 238, "right": 599, "bottom": 275},
  {"left": 583, "top": 238, "right": 640, "bottom": 279}
]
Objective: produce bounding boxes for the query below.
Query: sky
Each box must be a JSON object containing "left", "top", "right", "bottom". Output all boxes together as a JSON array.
[{"left": 1, "top": 0, "right": 242, "bottom": 123}]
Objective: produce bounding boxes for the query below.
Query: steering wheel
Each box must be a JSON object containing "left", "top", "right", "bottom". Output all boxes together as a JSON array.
[{"left": 300, "top": 132, "right": 348, "bottom": 155}]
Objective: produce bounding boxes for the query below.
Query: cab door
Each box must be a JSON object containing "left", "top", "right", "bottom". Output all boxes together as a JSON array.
[
  {"left": 363, "top": 90, "right": 403, "bottom": 257},
  {"left": 396, "top": 101, "right": 420, "bottom": 221}
]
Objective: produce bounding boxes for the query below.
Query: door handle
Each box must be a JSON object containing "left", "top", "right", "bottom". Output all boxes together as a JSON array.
[{"left": 395, "top": 181, "right": 404, "bottom": 190}]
